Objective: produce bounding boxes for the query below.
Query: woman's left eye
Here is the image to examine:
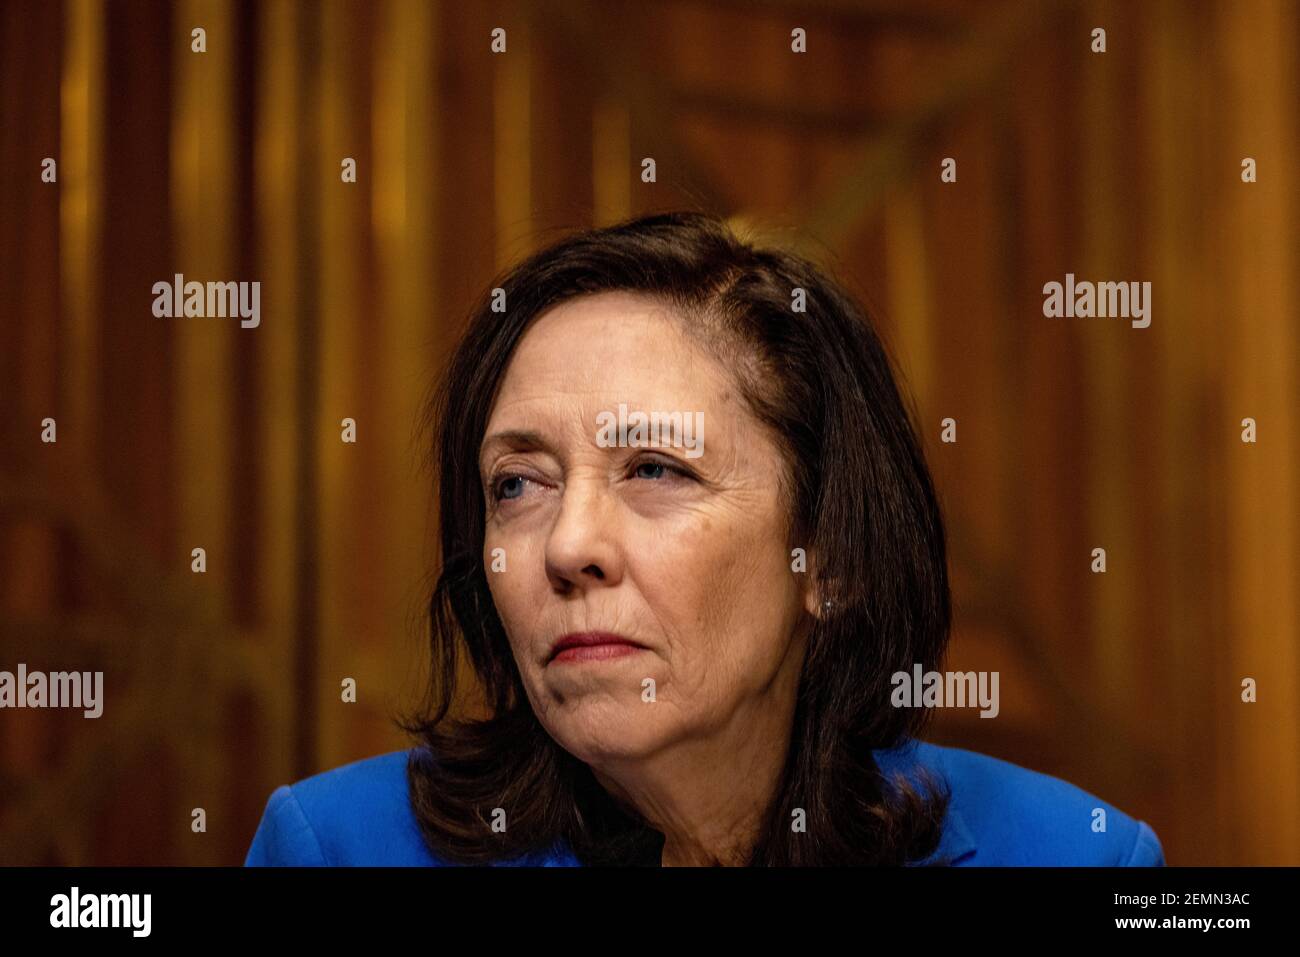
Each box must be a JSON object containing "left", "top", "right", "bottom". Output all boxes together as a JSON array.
[{"left": 632, "top": 459, "right": 690, "bottom": 482}]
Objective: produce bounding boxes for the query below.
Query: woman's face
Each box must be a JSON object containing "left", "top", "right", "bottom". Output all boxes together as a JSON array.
[{"left": 479, "top": 291, "right": 817, "bottom": 767}]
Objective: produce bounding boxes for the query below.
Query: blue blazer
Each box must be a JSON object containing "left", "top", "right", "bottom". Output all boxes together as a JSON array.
[{"left": 244, "top": 739, "right": 1165, "bottom": 866}]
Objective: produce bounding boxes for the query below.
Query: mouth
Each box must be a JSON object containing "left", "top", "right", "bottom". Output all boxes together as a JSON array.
[{"left": 547, "top": 631, "right": 648, "bottom": 665}]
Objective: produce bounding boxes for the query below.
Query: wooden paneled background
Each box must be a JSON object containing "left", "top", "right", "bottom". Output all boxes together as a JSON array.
[{"left": 1, "top": 0, "right": 1296, "bottom": 865}]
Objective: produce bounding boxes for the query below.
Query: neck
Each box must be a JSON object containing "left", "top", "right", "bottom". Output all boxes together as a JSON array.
[
  {"left": 591, "top": 644, "right": 805, "bottom": 867},
  {"left": 600, "top": 725, "right": 792, "bottom": 866}
]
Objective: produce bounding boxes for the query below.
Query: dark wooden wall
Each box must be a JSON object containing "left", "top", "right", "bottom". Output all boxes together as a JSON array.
[{"left": 1, "top": 0, "right": 1296, "bottom": 865}]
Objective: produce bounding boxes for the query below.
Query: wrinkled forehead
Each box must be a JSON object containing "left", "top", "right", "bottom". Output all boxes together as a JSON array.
[{"left": 482, "top": 292, "right": 737, "bottom": 449}]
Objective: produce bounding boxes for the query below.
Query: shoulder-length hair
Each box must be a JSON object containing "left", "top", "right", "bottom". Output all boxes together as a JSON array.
[{"left": 398, "top": 210, "right": 953, "bottom": 866}]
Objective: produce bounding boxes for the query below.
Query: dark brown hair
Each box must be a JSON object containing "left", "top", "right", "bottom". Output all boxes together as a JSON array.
[{"left": 398, "top": 210, "right": 953, "bottom": 865}]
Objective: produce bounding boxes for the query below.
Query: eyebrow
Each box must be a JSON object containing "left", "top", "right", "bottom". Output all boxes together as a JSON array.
[
  {"left": 479, "top": 429, "right": 552, "bottom": 469},
  {"left": 644, "top": 414, "right": 694, "bottom": 449},
  {"left": 479, "top": 414, "right": 706, "bottom": 470}
]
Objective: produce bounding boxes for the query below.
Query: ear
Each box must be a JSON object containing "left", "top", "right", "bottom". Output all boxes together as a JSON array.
[
  {"left": 804, "top": 591, "right": 826, "bottom": 619},
  {"left": 797, "top": 547, "right": 835, "bottom": 620}
]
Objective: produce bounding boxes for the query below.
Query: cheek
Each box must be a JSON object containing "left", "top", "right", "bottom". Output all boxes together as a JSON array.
[
  {"left": 483, "top": 533, "right": 540, "bottom": 651},
  {"left": 644, "top": 505, "right": 796, "bottom": 694}
]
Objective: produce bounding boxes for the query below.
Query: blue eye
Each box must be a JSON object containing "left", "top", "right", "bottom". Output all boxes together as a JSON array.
[
  {"left": 633, "top": 459, "right": 692, "bottom": 482},
  {"left": 493, "top": 475, "right": 527, "bottom": 501},
  {"left": 489, "top": 459, "right": 693, "bottom": 504}
]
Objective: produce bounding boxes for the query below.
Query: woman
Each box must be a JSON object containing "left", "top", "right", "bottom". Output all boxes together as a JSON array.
[{"left": 245, "top": 211, "right": 1164, "bottom": 867}]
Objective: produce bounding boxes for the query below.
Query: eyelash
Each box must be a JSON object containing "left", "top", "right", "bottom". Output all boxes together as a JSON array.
[{"left": 487, "top": 457, "right": 694, "bottom": 503}]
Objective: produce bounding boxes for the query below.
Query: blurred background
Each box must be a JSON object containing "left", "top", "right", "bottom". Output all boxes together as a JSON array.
[{"left": 1, "top": 0, "right": 1297, "bottom": 866}]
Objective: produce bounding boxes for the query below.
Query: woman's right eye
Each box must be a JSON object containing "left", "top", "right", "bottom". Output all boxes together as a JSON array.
[{"left": 493, "top": 474, "right": 528, "bottom": 501}]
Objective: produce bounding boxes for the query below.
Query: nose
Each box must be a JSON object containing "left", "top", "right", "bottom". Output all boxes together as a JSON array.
[{"left": 544, "top": 475, "right": 623, "bottom": 594}]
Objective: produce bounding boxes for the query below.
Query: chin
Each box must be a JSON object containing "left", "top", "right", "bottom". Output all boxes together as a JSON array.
[{"left": 549, "top": 710, "right": 670, "bottom": 766}]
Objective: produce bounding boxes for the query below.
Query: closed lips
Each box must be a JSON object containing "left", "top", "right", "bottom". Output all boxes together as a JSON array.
[{"left": 549, "top": 632, "right": 645, "bottom": 662}]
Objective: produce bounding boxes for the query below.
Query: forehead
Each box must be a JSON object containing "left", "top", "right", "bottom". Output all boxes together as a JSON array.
[{"left": 485, "top": 291, "right": 735, "bottom": 427}]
